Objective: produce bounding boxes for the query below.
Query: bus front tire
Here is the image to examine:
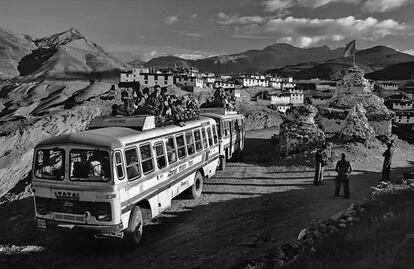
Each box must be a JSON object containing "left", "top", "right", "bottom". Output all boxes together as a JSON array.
[
  {"left": 125, "top": 206, "right": 143, "bottom": 246},
  {"left": 191, "top": 171, "right": 204, "bottom": 199},
  {"left": 219, "top": 156, "right": 226, "bottom": 170}
]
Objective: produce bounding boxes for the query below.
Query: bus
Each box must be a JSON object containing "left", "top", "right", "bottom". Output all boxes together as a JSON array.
[
  {"left": 200, "top": 108, "right": 245, "bottom": 170},
  {"left": 32, "top": 115, "right": 219, "bottom": 245}
]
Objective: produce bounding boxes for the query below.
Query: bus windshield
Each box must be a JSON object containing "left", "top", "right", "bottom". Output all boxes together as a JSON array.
[
  {"left": 34, "top": 148, "right": 65, "bottom": 180},
  {"left": 70, "top": 149, "right": 111, "bottom": 182}
]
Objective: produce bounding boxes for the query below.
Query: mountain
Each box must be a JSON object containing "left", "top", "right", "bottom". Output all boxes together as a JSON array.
[
  {"left": 144, "top": 43, "right": 344, "bottom": 74},
  {"left": 268, "top": 46, "right": 414, "bottom": 80},
  {"left": 0, "top": 27, "right": 131, "bottom": 81},
  {"left": 144, "top": 56, "right": 193, "bottom": 68},
  {"left": 18, "top": 28, "right": 131, "bottom": 80},
  {"left": 0, "top": 27, "right": 36, "bottom": 80},
  {"left": 366, "top": 61, "right": 414, "bottom": 80},
  {"left": 128, "top": 58, "right": 145, "bottom": 67}
]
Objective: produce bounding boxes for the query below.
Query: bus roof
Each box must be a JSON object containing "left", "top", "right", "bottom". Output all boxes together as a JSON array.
[
  {"left": 200, "top": 112, "right": 245, "bottom": 121},
  {"left": 36, "top": 116, "right": 216, "bottom": 149}
]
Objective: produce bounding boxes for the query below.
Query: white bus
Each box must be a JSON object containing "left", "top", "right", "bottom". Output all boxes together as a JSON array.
[
  {"left": 32, "top": 115, "right": 219, "bottom": 245},
  {"left": 201, "top": 108, "right": 245, "bottom": 170}
]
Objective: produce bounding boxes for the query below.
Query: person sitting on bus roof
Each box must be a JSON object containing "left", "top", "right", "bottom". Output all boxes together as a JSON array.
[{"left": 146, "top": 85, "right": 164, "bottom": 119}]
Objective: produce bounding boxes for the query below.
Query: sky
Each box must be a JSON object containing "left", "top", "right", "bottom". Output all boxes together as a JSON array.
[{"left": 0, "top": 0, "right": 413, "bottom": 61}]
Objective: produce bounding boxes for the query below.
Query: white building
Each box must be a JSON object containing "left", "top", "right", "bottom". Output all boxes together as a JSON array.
[
  {"left": 214, "top": 80, "right": 235, "bottom": 89},
  {"left": 175, "top": 75, "right": 204, "bottom": 88},
  {"left": 394, "top": 110, "right": 414, "bottom": 124},
  {"left": 377, "top": 82, "right": 399, "bottom": 91},
  {"left": 242, "top": 77, "right": 259, "bottom": 87},
  {"left": 269, "top": 77, "right": 295, "bottom": 89},
  {"left": 270, "top": 94, "right": 291, "bottom": 105},
  {"left": 392, "top": 101, "right": 413, "bottom": 110},
  {"left": 120, "top": 68, "right": 174, "bottom": 87}
]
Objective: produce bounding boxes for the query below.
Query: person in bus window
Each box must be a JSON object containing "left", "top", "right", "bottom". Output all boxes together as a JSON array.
[{"left": 166, "top": 143, "right": 177, "bottom": 163}]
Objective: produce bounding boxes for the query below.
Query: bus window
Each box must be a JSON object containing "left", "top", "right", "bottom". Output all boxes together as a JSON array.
[
  {"left": 194, "top": 129, "right": 202, "bottom": 151},
  {"left": 185, "top": 132, "right": 195, "bottom": 155},
  {"left": 201, "top": 128, "right": 208, "bottom": 148},
  {"left": 207, "top": 127, "right": 214, "bottom": 146},
  {"left": 35, "top": 148, "right": 65, "bottom": 180},
  {"left": 140, "top": 144, "right": 154, "bottom": 175},
  {"left": 114, "top": 151, "right": 124, "bottom": 179},
  {"left": 230, "top": 120, "right": 235, "bottom": 134},
  {"left": 154, "top": 142, "right": 167, "bottom": 169},
  {"left": 125, "top": 148, "right": 141, "bottom": 181},
  {"left": 70, "top": 149, "right": 110, "bottom": 182},
  {"left": 224, "top": 121, "right": 229, "bottom": 136},
  {"left": 176, "top": 134, "right": 187, "bottom": 159},
  {"left": 212, "top": 125, "right": 218, "bottom": 144},
  {"left": 166, "top": 137, "right": 177, "bottom": 164},
  {"left": 216, "top": 123, "right": 221, "bottom": 137}
]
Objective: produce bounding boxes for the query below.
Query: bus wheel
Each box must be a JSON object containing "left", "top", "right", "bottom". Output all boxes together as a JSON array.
[
  {"left": 219, "top": 155, "right": 226, "bottom": 170},
  {"left": 125, "top": 206, "right": 143, "bottom": 246},
  {"left": 191, "top": 171, "right": 204, "bottom": 199}
]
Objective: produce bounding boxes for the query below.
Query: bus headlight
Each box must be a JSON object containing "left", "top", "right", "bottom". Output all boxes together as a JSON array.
[
  {"left": 95, "top": 211, "right": 111, "bottom": 221},
  {"left": 36, "top": 205, "right": 49, "bottom": 215}
]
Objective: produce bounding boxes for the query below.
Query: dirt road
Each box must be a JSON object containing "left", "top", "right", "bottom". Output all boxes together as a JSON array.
[{"left": 1, "top": 128, "right": 413, "bottom": 269}]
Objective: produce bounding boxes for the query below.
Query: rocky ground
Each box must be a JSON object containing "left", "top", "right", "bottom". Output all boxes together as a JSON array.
[{"left": 0, "top": 127, "right": 413, "bottom": 269}]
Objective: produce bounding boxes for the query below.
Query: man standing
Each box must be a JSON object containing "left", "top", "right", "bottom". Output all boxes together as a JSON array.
[
  {"left": 335, "top": 153, "right": 353, "bottom": 198},
  {"left": 314, "top": 145, "right": 328, "bottom": 185},
  {"left": 382, "top": 142, "right": 394, "bottom": 182}
]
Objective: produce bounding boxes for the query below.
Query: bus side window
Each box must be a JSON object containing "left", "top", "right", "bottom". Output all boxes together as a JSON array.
[
  {"left": 224, "top": 121, "right": 229, "bottom": 136},
  {"left": 114, "top": 151, "right": 124, "bottom": 179},
  {"left": 140, "top": 143, "right": 154, "bottom": 175},
  {"left": 201, "top": 128, "right": 208, "bottom": 148},
  {"left": 125, "top": 148, "right": 141, "bottom": 181},
  {"left": 216, "top": 123, "right": 221, "bottom": 137},
  {"left": 231, "top": 120, "right": 235, "bottom": 134},
  {"left": 154, "top": 142, "right": 167, "bottom": 169},
  {"left": 212, "top": 125, "right": 218, "bottom": 144},
  {"left": 207, "top": 127, "right": 214, "bottom": 146},
  {"left": 194, "top": 129, "right": 202, "bottom": 151},
  {"left": 166, "top": 137, "right": 177, "bottom": 164},
  {"left": 176, "top": 134, "right": 187, "bottom": 159},
  {"left": 185, "top": 132, "right": 195, "bottom": 155}
]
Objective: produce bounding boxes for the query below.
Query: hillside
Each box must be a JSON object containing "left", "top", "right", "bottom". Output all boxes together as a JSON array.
[
  {"left": 18, "top": 28, "right": 131, "bottom": 80},
  {"left": 0, "top": 27, "right": 131, "bottom": 81},
  {"left": 366, "top": 61, "right": 414, "bottom": 80},
  {"left": 144, "top": 44, "right": 344, "bottom": 74},
  {"left": 268, "top": 46, "right": 414, "bottom": 80},
  {"left": 128, "top": 58, "right": 145, "bottom": 67},
  {"left": 0, "top": 27, "right": 36, "bottom": 80}
]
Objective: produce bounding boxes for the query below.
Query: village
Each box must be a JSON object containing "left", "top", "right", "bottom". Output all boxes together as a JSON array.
[{"left": 118, "top": 64, "right": 414, "bottom": 147}]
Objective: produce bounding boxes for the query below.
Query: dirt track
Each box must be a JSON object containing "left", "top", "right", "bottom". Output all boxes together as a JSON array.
[{"left": 1, "top": 128, "right": 414, "bottom": 269}]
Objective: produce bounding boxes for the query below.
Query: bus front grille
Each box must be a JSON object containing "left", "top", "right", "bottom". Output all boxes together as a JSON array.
[{"left": 55, "top": 213, "right": 85, "bottom": 223}]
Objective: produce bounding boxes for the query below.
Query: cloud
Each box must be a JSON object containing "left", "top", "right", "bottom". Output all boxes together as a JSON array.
[
  {"left": 164, "top": 15, "right": 179, "bottom": 25},
  {"left": 403, "top": 49, "right": 414, "bottom": 56},
  {"left": 217, "top": 12, "right": 268, "bottom": 25},
  {"left": 362, "top": 0, "right": 412, "bottom": 13},
  {"left": 191, "top": 14, "right": 198, "bottom": 19},
  {"left": 261, "top": 0, "right": 411, "bottom": 13},
  {"left": 223, "top": 15, "right": 414, "bottom": 47},
  {"left": 261, "top": 0, "right": 357, "bottom": 12}
]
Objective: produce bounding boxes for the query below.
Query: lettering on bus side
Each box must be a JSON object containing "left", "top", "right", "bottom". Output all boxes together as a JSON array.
[
  {"left": 168, "top": 168, "right": 178, "bottom": 177},
  {"left": 180, "top": 180, "right": 189, "bottom": 188},
  {"left": 178, "top": 164, "right": 186, "bottom": 172},
  {"left": 189, "top": 160, "right": 194, "bottom": 166}
]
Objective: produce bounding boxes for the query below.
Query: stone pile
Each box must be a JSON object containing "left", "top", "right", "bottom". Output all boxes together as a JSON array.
[
  {"left": 340, "top": 103, "right": 375, "bottom": 143},
  {"left": 279, "top": 105, "right": 325, "bottom": 156},
  {"left": 243, "top": 203, "right": 368, "bottom": 269},
  {"left": 318, "top": 66, "right": 394, "bottom": 138}
]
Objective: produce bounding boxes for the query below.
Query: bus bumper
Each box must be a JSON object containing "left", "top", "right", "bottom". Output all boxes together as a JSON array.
[{"left": 36, "top": 218, "right": 123, "bottom": 235}]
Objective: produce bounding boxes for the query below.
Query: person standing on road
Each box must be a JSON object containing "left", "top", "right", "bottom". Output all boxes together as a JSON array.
[
  {"left": 335, "top": 153, "right": 353, "bottom": 198},
  {"left": 314, "top": 144, "right": 328, "bottom": 185},
  {"left": 382, "top": 142, "right": 394, "bottom": 182}
]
